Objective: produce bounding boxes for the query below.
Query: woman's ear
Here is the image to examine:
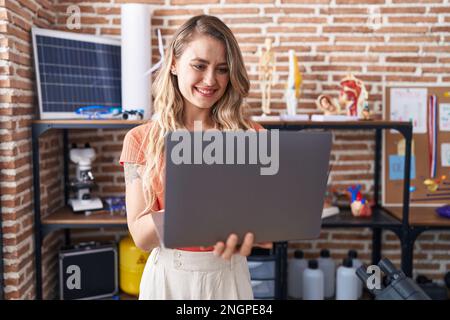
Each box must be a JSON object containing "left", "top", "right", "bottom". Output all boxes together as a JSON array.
[{"left": 170, "top": 61, "right": 177, "bottom": 75}]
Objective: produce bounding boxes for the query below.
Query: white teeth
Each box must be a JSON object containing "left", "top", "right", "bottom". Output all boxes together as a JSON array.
[{"left": 196, "top": 88, "right": 215, "bottom": 95}]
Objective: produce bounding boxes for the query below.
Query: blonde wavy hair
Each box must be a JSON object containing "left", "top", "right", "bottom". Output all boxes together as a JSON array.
[{"left": 142, "top": 15, "right": 253, "bottom": 211}]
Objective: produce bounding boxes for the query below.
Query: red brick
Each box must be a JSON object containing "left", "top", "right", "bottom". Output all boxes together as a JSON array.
[
  {"left": 267, "top": 26, "right": 316, "bottom": 33},
  {"left": 335, "top": 36, "right": 384, "bottom": 43},
  {"left": 154, "top": 8, "right": 203, "bottom": 16},
  {"left": 280, "top": 36, "right": 329, "bottom": 43},
  {"left": 420, "top": 243, "right": 450, "bottom": 250},
  {"left": 265, "top": 7, "right": 314, "bottom": 14},
  {"left": 386, "top": 56, "right": 436, "bottom": 63},
  {"left": 414, "top": 263, "right": 441, "bottom": 270},
  {"left": 438, "top": 234, "right": 450, "bottom": 241},
  {"left": 330, "top": 56, "right": 379, "bottom": 63},
  {"left": 311, "top": 65, "right": 363, "bottom": 72},
  {"left": 389, "top": 36, "right": 440, "bottom": 43},
  {"left": 54, "top": 4, "right": 95, "bottom": 13},
  {"left": 430, "top": 7, "right": 450, "bottom": 13},
  {"left": 230, "top": 27, "right": 262, "bottom": 34},
  {"left": 388, "top": 16, "right": 438, "bottom": 23},
  {"left": 370, "top": 46, "right": 419, "bottom": 53},
  {"left": 333, "top": 17, "right": 368, "bottom": 24},
  {"left": 5, "top": 0, "right": 33, "bottom": 21},
  {"left": 338, "top": 155, "right": 374, "bottom": 161},
  {"left": 337, "top": 0, "right": 385, "bottom": 2},
  {"left": 96, "top": 7, "right": 121, "bottom": 15},
  {"left": 274, "top": 45, "right": 311, "bottom": 53},
  {"left": 432, "top": 26, "right": 450, "bottom": 33},
  {"left": 381, "top": 7, "right": 426, "bottom": 14},
  {"left": 368, "top": 66, "right": 416, "bottom": 73},
  {"left": 172, "top": 0, "right": 217, "bottom": 4},
  {"left": 423, "top": 67, "right": 450, "bottom": 74},
  {"left": 278, "top": 17, "right": 327, "bottom": 24},
  {"left": 385, "top": 75, "right": 437, "bottom": 82},
  {"left": 281, "top": 0, "right": 330, "bottom": 3},
  {"left": 392, "top": 0, "right": 443, "bottom": 3},
  {"left": 324, "top": 26, "right": 373, "bottom": 33},
  {"left": 224, "top": 17, "right": 273, "bottom": 24},
  {"left": 18, "top": 0, "right": 39, "bottom": 12},
  {"left": 100, "top": 28, "right": 120, "bottom": 35},
  {"left": 317, "top": 242, "right": 366, "bottom": 250},
  {"left": 53, "top": 25, "right": 96, "bottom": 34},
  {"left": 375, "top": 26, "right": 428, "bottom": 34},
  {"left": 317, "top": 45, "right": 365, "bottom": 52},
  {"left": 37, "top": 8, "right": 55, "bottom": 23},
  {"left": 335, "top": 134, "right": 374, "bottom": 141},
  {"left": 115, "top": 0, "right": 163, "bottom": 3}
]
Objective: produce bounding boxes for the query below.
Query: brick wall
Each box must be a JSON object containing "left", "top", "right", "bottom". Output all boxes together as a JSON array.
[
  {"left": 0, "top": 0, "right": 64, "bottom": 299},
  {"left": 0, "top": 0, "right": 449, "bottom": 299}
]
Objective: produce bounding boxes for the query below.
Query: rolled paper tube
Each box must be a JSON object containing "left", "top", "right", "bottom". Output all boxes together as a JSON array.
[{"left": 121, "top": 4, "right": 152, "bottom": 119}]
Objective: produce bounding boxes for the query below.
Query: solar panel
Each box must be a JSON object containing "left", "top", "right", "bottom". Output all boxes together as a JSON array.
[{"left": 32, "top": 28, "right": 122, "bottom": 119}]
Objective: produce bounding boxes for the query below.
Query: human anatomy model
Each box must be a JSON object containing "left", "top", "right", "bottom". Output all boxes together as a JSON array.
[
  {"left": 347, "top": 185, "right": 372, "bottom": 217},
  {"left": 258, "top": 38, "right": 276, "bottom": 115},
  {"left": 315, "top": 74, "right": 370, "bottom": 120},
  {"left": 338, "top": 74, "right": 369, "bottom": 119}
]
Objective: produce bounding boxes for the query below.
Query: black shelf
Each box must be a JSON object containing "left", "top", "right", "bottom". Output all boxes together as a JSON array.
[
  {"left": 31, "top": 119, "right": 413, "bottom": 300},
  {"left": 322, "top": 207, "right": 401, "bottom": 229}
]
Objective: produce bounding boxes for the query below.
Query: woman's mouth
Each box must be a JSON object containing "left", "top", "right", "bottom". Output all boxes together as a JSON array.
[{"left": 195, "top": 87, "right": 217, "bottom": 98}]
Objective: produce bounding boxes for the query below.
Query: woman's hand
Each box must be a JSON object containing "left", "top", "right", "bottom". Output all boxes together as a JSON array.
[{"left": 212, "top": 233, "right": 273, "bottom": 260}]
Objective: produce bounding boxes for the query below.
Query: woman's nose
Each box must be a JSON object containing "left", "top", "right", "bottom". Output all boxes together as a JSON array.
[{"left": 203, "top": 69, "right": 216, "bottom": 86}]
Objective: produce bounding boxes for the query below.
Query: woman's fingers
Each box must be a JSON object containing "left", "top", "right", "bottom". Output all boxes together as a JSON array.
[
  {"left": 239, "top": 233, "right": 254, "bottom": 257},
  {"left": 213, "top": 241, "right": 226, "bottom": 257},
  {"left": 221, "top": 234, "right": 238, "bottom": 260},
  {"left": 254, "top": 242, "right": 273, "bottom": 249},
  {"left": 213, "top": 234, "right": 269, "bottom": 260}
]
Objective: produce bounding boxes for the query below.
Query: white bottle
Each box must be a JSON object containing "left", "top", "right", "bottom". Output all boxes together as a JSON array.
[
  {"left": 318, "top": 249, "right": 336, "bottom": 299},
  {"left": 336, "top": 257, "right": 359, "bottom": 300},
  {"left": 302, "top": 259, "right": 324, "bottom": 300},
  {"left": 288, "top": 250, "right": 308, "bottom": 299},
  {"left": 348, "top": 250, "right": 363, "bottom": 299}
]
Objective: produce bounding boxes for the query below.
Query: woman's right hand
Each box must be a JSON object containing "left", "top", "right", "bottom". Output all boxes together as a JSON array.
[{"left": 213, "top": 233, "right": 256, "bottom": 260}]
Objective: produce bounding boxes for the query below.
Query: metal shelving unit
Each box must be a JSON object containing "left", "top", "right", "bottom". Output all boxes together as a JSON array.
[
  {"left": 32, "top": 120, "right": 139, "bottom": 300},
  {"left": 31, "top": 119, "right": 414, "bottom": 300},
  {"left": 263, "top": 120, "right": 413, "bottom": 299}
]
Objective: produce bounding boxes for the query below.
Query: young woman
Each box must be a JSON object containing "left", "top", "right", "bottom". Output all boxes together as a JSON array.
[{"left": 120, "top": 15, "right": 270, "bottom": 300}]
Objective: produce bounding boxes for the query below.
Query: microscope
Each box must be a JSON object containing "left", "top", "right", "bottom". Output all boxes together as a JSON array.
[
  {"left": 356, "top": 258, "right": 431, "bottom": 300},
  {"left": 68, "top": 143, "right": 103, "bottom": 213}
]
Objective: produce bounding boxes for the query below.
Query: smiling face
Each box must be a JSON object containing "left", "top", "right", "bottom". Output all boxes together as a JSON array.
[{"left": 172, "top": 34, "right": 230, "bottom": 111}]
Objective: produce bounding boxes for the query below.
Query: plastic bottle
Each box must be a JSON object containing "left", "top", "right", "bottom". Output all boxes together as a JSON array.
[
  {"left": 348, "top": 249, "right": 363, "bottom": 298},
  {"left": 302, "top": 259, "right": 324, "bottom": 300},
  {"left": 287, "top": 250, "right": 308, "bottom": 299},
  {"left": 119, "top": 234, "right": 150, "bottom": 296},
  {"left": 336, "top": 257, "right": 359, "bottom": 300},
  {"left": 318, "top": 249, "right": 336, "bottom": 299}
]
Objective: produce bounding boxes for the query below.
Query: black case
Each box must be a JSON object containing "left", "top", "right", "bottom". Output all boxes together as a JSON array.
[{"left": 59, "top": 242, "right": 118, "bottom": 300}]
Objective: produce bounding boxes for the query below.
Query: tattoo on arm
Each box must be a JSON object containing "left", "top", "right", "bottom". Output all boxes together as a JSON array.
[{"left": 124, "top": 163, "right": 142, "bottom": 185}]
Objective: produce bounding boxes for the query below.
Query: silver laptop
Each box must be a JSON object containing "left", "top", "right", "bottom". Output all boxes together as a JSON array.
[{"left": 162, "top": 130, "right": 332, "bottom": 248}]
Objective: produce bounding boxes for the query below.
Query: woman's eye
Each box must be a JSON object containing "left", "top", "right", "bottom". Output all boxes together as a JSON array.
[
  {"left": 217, "top": 68, "right": 229, "bottom": 74},
  {"left": 193, "top": 64, "right": 206, "bottom": 70}
]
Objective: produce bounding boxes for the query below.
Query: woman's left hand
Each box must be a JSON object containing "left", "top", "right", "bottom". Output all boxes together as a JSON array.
[{"left": 213, "top": 233, "right": 273, "bottom": 260}]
